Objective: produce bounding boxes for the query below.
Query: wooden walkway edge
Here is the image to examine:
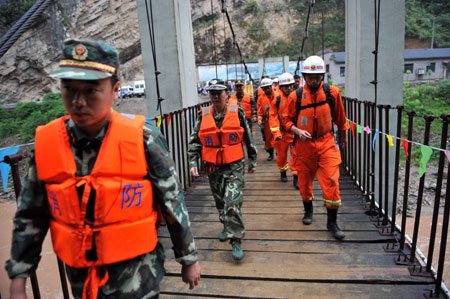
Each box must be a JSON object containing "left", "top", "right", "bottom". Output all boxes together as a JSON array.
[{"left": 159, "top": 129, "right": 437, "bottom": 298}]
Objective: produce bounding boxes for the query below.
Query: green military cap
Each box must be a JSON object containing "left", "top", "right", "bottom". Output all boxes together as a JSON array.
[
  {"left": 50, "top": 38, "right": 119, "bottom": 80},
  {"left": 235, "top": 79, "right": 244, "bottom": 86},
  {"left": 207, "top": 78, "right": 227, "bottom": 91}
]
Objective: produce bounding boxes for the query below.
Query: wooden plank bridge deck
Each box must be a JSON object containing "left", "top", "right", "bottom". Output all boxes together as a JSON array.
[{"left": 158, "top": 130, "right": 436, "bottom": 298}]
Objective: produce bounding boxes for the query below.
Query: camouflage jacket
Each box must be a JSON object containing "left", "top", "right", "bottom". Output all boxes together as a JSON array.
[
  {"left": 188, "top": 103, "right": 257, "bottom": 170},
  {"left": 5, "top": 116, "right": 198, "bottom": 298}
]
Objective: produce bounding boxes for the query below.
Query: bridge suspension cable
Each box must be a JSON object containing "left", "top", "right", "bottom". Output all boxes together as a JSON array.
[
  {"left": 211, "top": 0, "right": 218, "bottom": 78},
  {"left": 223, "top": 13, "right": 229, "bottom": 81},
  {"left": 0, "top": 0, "right": 53, "bottom": 59},
  {"left": 371, "top": 0, "right": 381, "bottom": 106},
  {"left": 221, "top": 0, "right": 254, "bottom": 83},
  {"left": 144, "top": 0, "right": 164, "bottom": 117},
  {"left": 294, "top": 0, "right": 315, "bottom": 75}
]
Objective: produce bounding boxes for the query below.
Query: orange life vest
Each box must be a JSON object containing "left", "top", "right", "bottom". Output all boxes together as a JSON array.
[
  {"left": 296, "top": 83, "right": 333, "bottom": 136},
  {"left": 35, "top": 110, "right": 158, "bottom": 269},
  {"left": 230, "top": 92, "right": 252, "bottom": 119},
  {"left": 199, "top": 103, "right": 245, "bottom": 165},
  {"left": 257, "top": 87, "right": 264, "bottom": 102},
  {"left": 271, "top": 92, "right": 294, "bottom": 143}
]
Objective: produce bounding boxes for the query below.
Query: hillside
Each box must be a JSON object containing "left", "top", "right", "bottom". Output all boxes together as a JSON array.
[
  {"left": 0, "top": 0, "right": 448, "bottom": 103},
  {"left": 192, "top": 0, "right": 345, "bottom": 64}
]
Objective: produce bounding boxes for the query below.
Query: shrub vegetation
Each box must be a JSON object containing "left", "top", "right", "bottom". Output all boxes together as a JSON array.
[{"left": 0, "top": 92, "right": 66, "bottom": 142}]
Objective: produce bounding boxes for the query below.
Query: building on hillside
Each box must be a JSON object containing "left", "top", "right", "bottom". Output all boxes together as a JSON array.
[
  {"left": 323, "top": 52, "right": 346, "bottom": 87},
  {"left": 323, "top": 48, "right": 450, "bottom": 88}
]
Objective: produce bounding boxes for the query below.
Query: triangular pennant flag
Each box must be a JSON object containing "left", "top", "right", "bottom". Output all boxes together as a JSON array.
[
  {"left": 445, "top": 151, "right": 450, "bottom": 163},
  {"left": 347, "top": 119, "right": 350, "bottom": 128},
  {"left": 167, "top": 115, "right": 171, "bottom": 127},
  {"left": 386, "top": 135, "right": 394, "bottom": 147},
  {"left": 419, "top": 145, "right": 433, "bottom": 178},
  {"left": 401, "top": 139, "right": 409, "bottom": 162},
  {"left": 351, "top": 122, "right": 356, "bottom": 137},
  {"left": 156, "top": 116, "right": 162, "bottom": 128},
  {"left": 0, "top": 145, "right": 20, "bottom": 192},
  {"left": 372, "top": 129, "right": 378, "bottom": 151},
  {"left": 357, "top": 124, "right": 362, "bottom": 134},
  {"left": 145, "top": 117, "right": 152, "bottom": 123},
  {"left": 364, "top": 126, "right": 371, "bottom": 134}
]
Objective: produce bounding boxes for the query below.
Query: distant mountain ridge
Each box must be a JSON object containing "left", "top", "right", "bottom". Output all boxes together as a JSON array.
[{"left": 0, "top": 0, "right": 448, "bottom": 103}]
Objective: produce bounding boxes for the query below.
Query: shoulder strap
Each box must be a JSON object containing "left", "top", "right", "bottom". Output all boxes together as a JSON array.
[
  {"left": 323, "top": 83, "right": 334, "bottom": 119},
  {"left": 203, "top": 106, "right": 212, "bottom": 116},
  {"left": 323, "top": 83, "right": 335, "bottom": 133},
  {"left": 276, "top": 95, "right": 281, "bottom": 111},
  {"left": 295, "top": 87, "right": 303, "bottom": 122}
]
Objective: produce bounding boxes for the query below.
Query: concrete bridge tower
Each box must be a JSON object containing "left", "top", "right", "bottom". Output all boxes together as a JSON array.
[
  {"left": 345, "top": 0, "right": 405, "bottom": 209},
  {"left": 137, "top": 0, "right": 197, "bottom": 116}
]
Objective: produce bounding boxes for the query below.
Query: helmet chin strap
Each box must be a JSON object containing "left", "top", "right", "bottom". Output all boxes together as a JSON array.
[{"left": 306, "top": 74, "right": 324, "bottom": 93}]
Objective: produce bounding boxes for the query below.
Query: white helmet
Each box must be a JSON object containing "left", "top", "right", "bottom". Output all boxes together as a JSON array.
[
  {"left": 272, "top": 78, "right": 279, "bottom": 83},
  {"left": 260, "top": 78, "right": 273, "bottom": 87},
  {"left": 278, "top": 73, "right": 295, "bottom": 86},
  {"left": 302, "top": 55, "right": 325, "bottom": 74}
]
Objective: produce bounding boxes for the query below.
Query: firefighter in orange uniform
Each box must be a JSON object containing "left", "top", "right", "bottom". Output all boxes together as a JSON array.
[
  {"left": 293, "top": 74, "right": 301, "bottom": 89},
  {"left": 229, "top": 80, "right": 256, "bottom": 133},
  {"left": 282, "top": 56, "right": 348, "bottom": 239},
  {"left": 272, "top": 77, "right": 279, "bottom": 92},
  {"left": 254, "top": 77, "right": 268, "bottom": 151},
  {"left": 269, "top": 73, "right": 298, "bottom": 188},
  {"left": 256, "top": 78, "right": 275, "bottom": 161}
]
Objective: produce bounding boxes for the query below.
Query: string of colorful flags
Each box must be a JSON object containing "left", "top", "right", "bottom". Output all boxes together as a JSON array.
[
  {"left": 145, "top": 111, "right": 196, "bottom": 129},
  {"left": 1, "top": 112, "right": 199, "bottom": 192},
  {"left": 346, "top": 118, "right": 450, "bottom": 179}
]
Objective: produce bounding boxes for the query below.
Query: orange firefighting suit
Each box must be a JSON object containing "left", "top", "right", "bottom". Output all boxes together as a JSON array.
[
  {"left": 282, "top": 82, "right": 349, "bottom": 209},
  {"left": 257, "top": 92, "right": 275, "bottom": 151},
  {"left": 269, "top": 91, "right": 297, "bottom": 175}
]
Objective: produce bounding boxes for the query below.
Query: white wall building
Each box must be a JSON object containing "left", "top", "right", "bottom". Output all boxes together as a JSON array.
[{"left": 323, "top": 48, "right": 450, "bottom": 88}]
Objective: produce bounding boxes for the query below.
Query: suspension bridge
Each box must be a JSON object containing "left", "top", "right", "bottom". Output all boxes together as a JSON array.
[{"left": 0, "top": 0, "right": 449, "bottom": 298}]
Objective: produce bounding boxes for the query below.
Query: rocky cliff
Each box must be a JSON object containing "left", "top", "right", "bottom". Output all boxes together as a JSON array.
[
  {"left": 0, "top": 0, "right": 343, "bottom": 104},
  {"left": 0, "top": 0, "right": 143, "bottom": 104}
]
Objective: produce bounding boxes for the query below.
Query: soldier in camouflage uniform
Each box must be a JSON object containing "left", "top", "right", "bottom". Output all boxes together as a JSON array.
[
  {"left": 188, "top": 79, "right": 257, "bottom": 261},
  {"left": 6, "top": 38, "right": 200, "bottom": 299},
  {"left": 229, "top": 79, "right": 257, "bottom": 133}
]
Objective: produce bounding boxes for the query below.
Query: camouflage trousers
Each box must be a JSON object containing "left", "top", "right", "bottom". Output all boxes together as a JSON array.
[
  {"left": 247, "top": 118, "right": 254, "bottom": 135},
  {"left": 66, "top": 243, "right": 165, "bottom": 298},
  {"left": 207, "top": 160, "right": 245, "bottom": 240}
]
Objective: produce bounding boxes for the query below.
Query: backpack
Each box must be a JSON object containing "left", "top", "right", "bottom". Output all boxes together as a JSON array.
[
  {"left": 292, "top": 83, "right": 335, "bottom": 145},
  {"left": 294, "top": 83, "right": 334, "bottom": 128}
]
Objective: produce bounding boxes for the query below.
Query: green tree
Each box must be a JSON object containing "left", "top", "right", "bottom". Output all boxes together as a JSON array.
[{"left": 0, "top": 92, "right": 66, "bottom": 142}]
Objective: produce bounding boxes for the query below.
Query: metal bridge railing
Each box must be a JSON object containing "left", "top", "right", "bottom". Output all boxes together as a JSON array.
[
  {"left": 158, "top": 102, "right": 210, "bottom": 191},
  {"left": 4, "top": 98, "right": 449, "bottom": 297},
  {"left": 342, "top": 96, "right": 450, "bottom": 298}
]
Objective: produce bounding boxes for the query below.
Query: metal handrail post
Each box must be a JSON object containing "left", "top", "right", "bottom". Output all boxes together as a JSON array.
[
  {"left": 426, "top": 114, "right": 449, "bottom": 272},
  {"left": 409, "top": 116, "right": 434, "bottom": 263}
]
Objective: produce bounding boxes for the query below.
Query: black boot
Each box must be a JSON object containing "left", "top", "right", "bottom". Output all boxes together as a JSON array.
[
  {"left": 327, "top": 208, "right": 345, "bottom": 240},
  {"left": 267, "top": 149, "right": 274, "bottom": 161},
  {"left": 293, "top": 175, "right": 299, "bottom": 189},
  {"left": 280, "top": 171, "right": 288, "bottom": 182},
  {"left": 302, "top": 201, "right": 313, "bottom": 225}
]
